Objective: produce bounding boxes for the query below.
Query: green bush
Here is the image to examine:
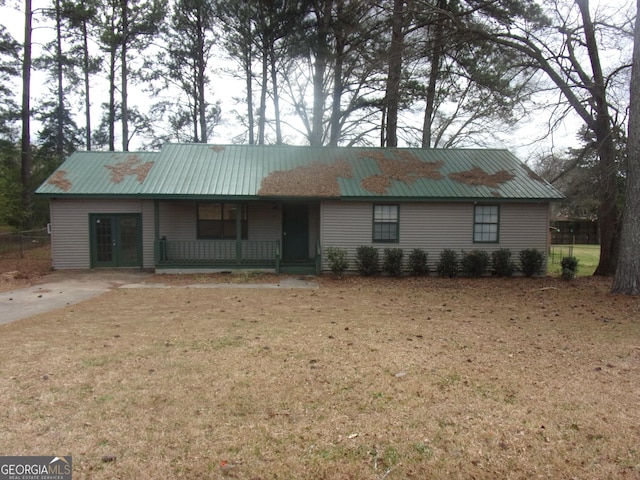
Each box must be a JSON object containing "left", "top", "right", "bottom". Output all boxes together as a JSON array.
[
  {"left": 560, "top": 256, "right": 579, "bottom": 280},
  {"left": 326, "top": 247, "right": 349, "bottom": 278},
  {"left": 355, "top": 246, "right": 379, "bottom": 276},
  {"left": 492, "top": 248, "right": 515, "bottom": 277},
  {"left": 437, "top": 249, "right": 459, "bottom": 278},
  {"left": 519, "top": 248, "right": 544, "bottom": 277},
  {"left": 382, "top": 248, "right": 404, "bottom": 277},
  {"left": 408, "top": 248, "right": 429, "bottom": 276},
  {"left": 461, "top": 250, "right": 490, "bottom": 278}
]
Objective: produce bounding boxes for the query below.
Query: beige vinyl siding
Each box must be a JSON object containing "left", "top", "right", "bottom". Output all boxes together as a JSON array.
[
  {"left": 320, "top": 201, "right": 550, "bottom": 273},
  {"left": 250, "top": 203, "right": 281, "bottom": 242},
  {"left": 500, "top": 203, "right": 549, "bottom": 252},
  {"left": 50, "top": 198, "right": 154, "bottom": 269},
  {"left": 158, "top": 201, "right": 196, "bottom": 241}
]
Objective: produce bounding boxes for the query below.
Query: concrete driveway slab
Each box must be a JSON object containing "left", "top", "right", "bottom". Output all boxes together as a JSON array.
[
  {"left": 0, "top": 270, "right": 152, "bottom": 325},
  {"left": 0, "top": 270, "right": 318, "bottom": 325}
]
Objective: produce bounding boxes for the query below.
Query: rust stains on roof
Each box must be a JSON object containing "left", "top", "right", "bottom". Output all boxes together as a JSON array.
[
  {"left": 357, "top": 149, "right": 444, "bottom": 194},
  {"left": 105, "top": 154, "right": 155, "bottom": 184},
  {"left": 47, "top": 170, "right": 72, "bottom": 192},
  {"left": 258, "top": 159, "right": 353, "bottom": 197},
  {"left": 448, "top": 166, "right": 514, "bottom": 188}
]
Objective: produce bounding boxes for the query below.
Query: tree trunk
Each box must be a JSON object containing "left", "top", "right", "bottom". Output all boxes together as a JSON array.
[
  {"left": 107, "top": 4, "right": 117, "bottom": 152},
  {"left": 380, "top": 106, "right": 386, "bottom": 147},
  {"left": 82, "top": 11, "right": 92, "bottom": 150},
  {"left": 611, "top": 0, "right": 640, "bottom": 294},
  {"left": 310, "top": 49, "right": 327, "bottom": 146},
  {"left": 108, "top": 45, "right": 116, "bottom": 151},
  {"left": 384, "top": 0, "right": 405, "bottom": 148},
  {"left": 55, "top": 0, "right": 64, "bottom": 156},
  {"left": 593, "top": 126, "right": 619, "bottom": 276},
  {"left": 269, "top": 43, "right": 282, "bottom": 145},
  {"left": 121, "top": 0, "right": 129, "bottom": 151},
  {"left": 258, "top": 39, "right": 268, "bottom": 145},
  {"left": 21, "top": 0, "right": 32, "bottom": 229},
  {"left": 576, "top": 0, "right": 618, "bottom": 275},
  {"left": 196, "top": 13, "right": 207, "bottom": 143},
  {"left": 244, "top": 47, "right": 255, "bottom": 145},
  {"left": 422, "top": 0, "right": 446, "bottom": 149},
  {"left": 329, "top": 38, "right": 345, "bottom": 146},
  {"left": 310, "top": 0, "right": 332, "bottom": 147},
  {"left": 421, "top": 39, "right": 441, "bottom": 148}
]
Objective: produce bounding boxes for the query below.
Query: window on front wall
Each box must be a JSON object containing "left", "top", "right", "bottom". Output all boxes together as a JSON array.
[
  {"left": 373, "top": 204, "right": 399, "bottom": 242},
  {"left": 473, "top": 205, "right": 499, "bottom": 243},
  {"left": 197, "top": 203, "right": 247, "bottom": 239}
]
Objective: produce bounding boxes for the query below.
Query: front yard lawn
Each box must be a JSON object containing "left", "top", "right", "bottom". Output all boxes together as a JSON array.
[{"left": 1, "top": 275, "right": 639, "bottom": 479}]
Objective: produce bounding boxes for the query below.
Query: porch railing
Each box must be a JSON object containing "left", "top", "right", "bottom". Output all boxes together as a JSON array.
[{"left": 155, "top": 239, "right": 280, "bottom": 268}]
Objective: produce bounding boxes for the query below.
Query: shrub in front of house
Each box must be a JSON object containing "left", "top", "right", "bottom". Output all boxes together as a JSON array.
[
  {"left": 437, "top": 249, "right": 459, "bottom": 277},
  {"left": 519, "top": 248, "right": 544, "bottom": 277},
  {"left": 408, "top": 248, "right": 429, "bottom": 276},
  {"left": 356, "top": 246, "right": 380, "bottom": 276},
  {"left": 461, "top": 250, "right": 490, "bottom": 278},
  {"left": 326, "top": 247, "right": 349, "bottom": 278},
  {"left": 492, "top": 248, "right": 515, "bottom": 277},
  {"left": 561, "top": 256, "right": 579, "bottom": 280},
  {"left": 382, "top": 248, "right": 404, "bottom": 277}
]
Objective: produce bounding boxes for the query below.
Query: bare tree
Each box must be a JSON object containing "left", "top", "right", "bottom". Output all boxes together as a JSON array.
[{"left": 456, "top": 0, "right": 632, "bottom": 275}]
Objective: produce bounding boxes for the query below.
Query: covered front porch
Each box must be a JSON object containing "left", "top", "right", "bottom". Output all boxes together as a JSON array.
[{"left": 152, "top": 199, "right": 321, "bottom": 274}]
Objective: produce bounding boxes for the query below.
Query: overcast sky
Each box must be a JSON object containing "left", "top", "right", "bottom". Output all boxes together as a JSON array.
[{"left": 1, "top": 0, "right": 635, "bottom": 165}]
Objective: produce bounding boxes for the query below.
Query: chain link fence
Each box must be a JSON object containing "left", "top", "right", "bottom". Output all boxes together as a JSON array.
[
  {"left": 0, "top": 228, "right": 51, "bottom": 258},
  {"left": 549, "top": 244, "right": 574, "bottom": 265}
]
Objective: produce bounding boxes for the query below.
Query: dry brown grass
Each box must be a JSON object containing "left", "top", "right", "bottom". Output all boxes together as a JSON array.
[
  {"left": 1, "top": 274, "right": 639, "bottom": 479},
  {"left": 0, "top": 245, "right": 52, "bottom": 292}
]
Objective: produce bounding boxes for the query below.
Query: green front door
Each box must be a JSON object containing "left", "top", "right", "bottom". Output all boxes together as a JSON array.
[
  {"left": 282, "top": 204, "right": 309, "bottom": 261},
  {"left": 91, "top": 214, "right": 142, "bottom": 267}
]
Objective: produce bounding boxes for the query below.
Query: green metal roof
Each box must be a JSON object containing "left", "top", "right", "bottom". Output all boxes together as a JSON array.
[{"left": 36, "top": 143, "right": 564, "bottom": 200}]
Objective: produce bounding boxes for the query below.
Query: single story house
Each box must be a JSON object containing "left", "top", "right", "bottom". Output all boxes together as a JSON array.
[{"left": 36, "top": 143, "right": 564, "bottom": 274}]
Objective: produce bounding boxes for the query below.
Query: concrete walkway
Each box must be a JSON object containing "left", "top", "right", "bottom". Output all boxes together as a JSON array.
[{"left": 0, "top": 270, "right": 317, "bottom": 325}]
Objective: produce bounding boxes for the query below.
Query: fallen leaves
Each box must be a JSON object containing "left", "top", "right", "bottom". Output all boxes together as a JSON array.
[
  {"left": 448, "top": 167, "right": 515, "bottom": 188},
  {"left": 258, "top": 160, "right": 353, "bottom": 197},
  {"left": 105, "top": 154, "right": 155, "bottom": 184},
  {"left": 46, "top": 170, "right": 73, "bottom": 191}
]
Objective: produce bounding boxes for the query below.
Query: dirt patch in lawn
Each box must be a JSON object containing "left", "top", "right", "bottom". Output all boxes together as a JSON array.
[{"left": 1, "top": 273, "right": 639, "bottom": 479}]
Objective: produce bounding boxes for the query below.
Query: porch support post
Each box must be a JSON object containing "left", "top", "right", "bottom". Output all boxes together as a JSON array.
[
  {"left": 154, "top": 199, "right": 160, "bottom": 265},
  {"left": 235, "top": 203, "right": 242, "bottom": 264}
]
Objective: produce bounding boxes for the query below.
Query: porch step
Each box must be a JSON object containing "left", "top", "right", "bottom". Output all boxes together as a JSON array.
[{"left": 279, "top": 262, "right": 317, "bottom": 275}]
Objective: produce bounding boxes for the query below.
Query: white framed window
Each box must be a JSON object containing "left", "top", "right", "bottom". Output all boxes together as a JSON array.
[
  {"left": 373, "top": 205, "right": 399, "bottom": 243},
  {"left": 473, "top": 205, "right": 499, "bottom": 243}
]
